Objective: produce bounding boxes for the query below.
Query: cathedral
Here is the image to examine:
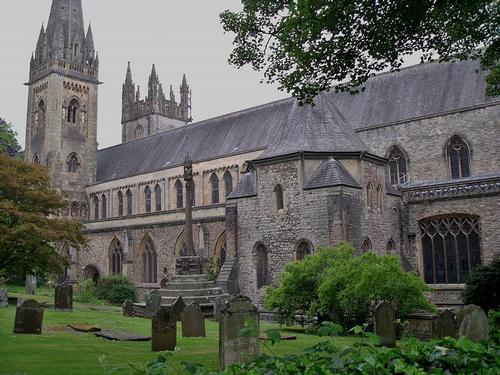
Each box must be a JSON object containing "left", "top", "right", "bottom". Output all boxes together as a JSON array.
[{"left": 25, "top": 0, "right": 500, "bottom": 308}]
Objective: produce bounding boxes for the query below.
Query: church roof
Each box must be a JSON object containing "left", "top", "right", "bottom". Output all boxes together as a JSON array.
[
  {"left": 96, "top": 59, "right": 497, "bottom": 183},
  {"left": 304, "top": 158, "right": 361, "bottom": 190},
  {"left": 227, "top": 172, "right": 258, "bottom": 199}
]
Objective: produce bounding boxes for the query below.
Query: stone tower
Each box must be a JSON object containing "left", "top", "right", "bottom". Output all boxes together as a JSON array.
[
  {"left": 25, "top": 0, "right": 99, "bottom": 220},
  {"left": 121, "top": 63, "right": 192, "bottom": 143}
]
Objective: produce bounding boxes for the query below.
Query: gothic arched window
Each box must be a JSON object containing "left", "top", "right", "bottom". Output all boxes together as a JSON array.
[
  {"left": 448, "top": 136, "right": 471, "bottom": 179},
  {"left": 296, "top": 240, "right": 313, "bottom": 261},
  {"left": 80, "top": 203, "right": 88, "bottom": 219},
  {"left": 210, "top": 173, "right": 220, "bottom": 204},
  {"left": 32, "top": 154, "right": 40, "bottom": 164},
  {"left": 224, "top": 171, "right": 233, "bottom": 197},
  {"left": 388, "top": 146, "right": 408, "bottom": 185},
  {"left": 144, "top": 186, "right": 152, "bottom": 213},
  {"left": 256, "top": 243, "right": 270, "bottom": 288},
  {"left": 366, "top": 183, "right": 374, "bottom": 209},
  {"left": 376, "top": 184, "right": 383, "bottom": 210},
  {"left": 420, "top": 215, "right": 481, "bottom": 284},
  {"left": 101, "top": 194, "right": 107, "bottom": 219},
  {"left": 70, "top": 201, "right": 79, "bottom": 218},
  {"left": 67, "top": 153, "right": 80, "bottom": 173},
  {"left": 111, "top": 240, "right": 124, "bottom": 275},
  {"left": 175, "top": 180, "right": 184, "bottom": 209},
  {"left": 135, "top": 125, "right": 144, "bottom": 139},
  {"left": 386, "top": 239, "right": 395, "bottom": 253},
  {"left": 274, "top": 184, "right": 284, "bottom": 210},
  {"left": 361, "top": 237, "right": 372, "bottom": 252},
  {"left": 154, "top": 184, "right": 162, "bottom": 211},
  {"left": 67, "top": 99, "right": 80, "bottom": 124},
  {"left": 126, "top": 189, "right": 133, "bottom": 215},
  {"left": 142, "top": 237, "right": 157, "bottom": 283},
  {"left": 93, "top": 196, "right": 99, "bottom": 220},
  {"left": 117, "top": 191, "right": 124, "bottom": 217}
]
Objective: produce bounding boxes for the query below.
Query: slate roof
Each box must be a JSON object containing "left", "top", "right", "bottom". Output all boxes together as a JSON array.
[
  {"left": 227, "top": 172, "right": 258, "bottom": 199},
  {"left": 304, "top": 158, "right": 361, "bottom": 190}
]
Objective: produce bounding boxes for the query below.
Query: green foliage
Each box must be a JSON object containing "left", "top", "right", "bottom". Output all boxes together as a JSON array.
[
  {"left": 220, "top": 1, "right": 500, "bottom": 104},
  {"left": 266, "top": 243, "right": 434, "bottom": 328},
  {"left": 206, "top": 257, "right": 222, "bottom": 281},
  {"left": 463, "top": 256, "right": 500, "bottom": 311},
  {"left": 488, "top": 309, "right": 500, "bottom": 344},
  {"left": 74, "top": 279, "right": 101, "bottom": 304},
  {"left": 95, "top": 275, "right": 138, "bottom": 305},
  {"left": 0, "top": 118, "right": 21, "bottom": 157}
]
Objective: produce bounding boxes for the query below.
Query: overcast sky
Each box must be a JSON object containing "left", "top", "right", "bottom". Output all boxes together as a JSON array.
[{"left": 0, "top": 0, "right": 288, "bottom": 149}]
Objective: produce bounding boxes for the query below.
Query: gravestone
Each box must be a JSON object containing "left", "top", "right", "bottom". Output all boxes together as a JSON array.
[
  {"left": 405, "top": 312, "right": 438, "bottom": 340},
  {"left": 0, "top": 288, "right": 8, "bottom": 308},
  {"left": 219, "top": 295, "right": 260, "bottom": 371},
  {"left": 214, "top": 296, "right": 228, "bottom": 321},
  {"left": 373, "top": 301, "right": 396, "bottom": 347},
  {"left": 54, "top": 284, "right": 73, "bottom": 311},
  {"left": 456, "top": 304, "right": 489, "bottom": 342},
  {"left": 181, "top": 302, "right": 206, "bottom": 337},
  {"left": 14, "top": 299, "right": 44, "bottom": 335},
  {"left": 152, "top": 306, "right": 177, "bottom": 352},
  {"left": 435, "top": 310, "right": 458, "bottom": 339},
  {"left": 145, "top": 290, "right": 162, "bottom": 318},
  {"left": 123, "top": 299, "right": 134, "bottom": 317},
  {"left": 172, "top": 295, "right": 186, "bottom": 321}
]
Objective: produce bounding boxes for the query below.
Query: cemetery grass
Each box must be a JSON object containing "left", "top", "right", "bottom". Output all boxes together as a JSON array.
[{"left": 0, "top": 289, "right": 360, "bottom": 375}]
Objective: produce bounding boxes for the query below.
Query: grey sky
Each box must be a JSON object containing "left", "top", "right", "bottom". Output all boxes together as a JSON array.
[{"left": 0, "top": 0, "right": 288, "bottom": 149}]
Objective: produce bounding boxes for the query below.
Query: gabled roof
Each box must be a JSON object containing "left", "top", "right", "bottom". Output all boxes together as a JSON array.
[
  {"left": 304, "top": 158, "right": 361, "bottom": 190},
  {"left": 227, "top": 172, "right": 257, "bottom": 199}
]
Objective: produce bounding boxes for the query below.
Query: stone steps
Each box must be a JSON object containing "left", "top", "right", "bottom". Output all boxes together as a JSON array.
[
  {"left": 164, "top": 281, "right": 216, "bottom": 290},
  {"left": 161, "top": 294, "right": 229, "bottom": 306},
  {"left": 159, "top": 288, "right": 223, "bottom": 298},
  {"left": 170, "top": 274, "right": 209, "bottom": 282}
]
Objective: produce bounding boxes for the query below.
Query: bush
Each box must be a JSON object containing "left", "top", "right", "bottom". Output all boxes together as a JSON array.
[
  {"left": 73, "top": 279, "right": 100, "bottom": 304},
  {"left": 95, "top": 275, "right": 138, "bottom": 305},
  {"left": 463, "top": 256, "right": 500, "bottom": 311},
  {"left": 488, "top": 309, "right": 500, "bottom": 344},
  {"left": 265, "top": 242, "right": 434, "bottom": 328}
]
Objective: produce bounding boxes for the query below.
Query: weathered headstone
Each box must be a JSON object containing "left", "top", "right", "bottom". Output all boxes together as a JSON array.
[
  {"left": 213, "top": 296, "right": 228, "bottom": 321},
  {"left": 14, "top": 299, "right": 44, "bottom": 335},
  {"left": 181, "top": 302, "right": 206, "bottom": 337},
  {"left": 0, "top": 288, "right": 8, "bottom": 308},
  {"left": 145, "top": 290, "right": 162, "bottom": 318},
  {"left": 435, "top": 310, "right": 458, "bottom": 339},
  {"left": 152, "top": 306, "right": 177, "bottom": 352},
  {"left": 172, "top": 295, "right": 186, "bottom": 321},
  {"left": 54, "top": 284, "right": 73, "bottom": 311},
  {"left": 26, "top": 274, "right": 36, "bottom": 295},
  {"left": 219, "top": 295, "right": 260, "bottom": 371},
  {"left": 123, "top": 299, "right": 134, "bottom": 317},
  {"left": 405, "top": 312, "right": 437, "bottom": 340},
  {"left": 373, "top": 301, "right": 396, "bottom": 347},
  {"left": 456, "top": 304, "right": 489, "bottom": 342}
]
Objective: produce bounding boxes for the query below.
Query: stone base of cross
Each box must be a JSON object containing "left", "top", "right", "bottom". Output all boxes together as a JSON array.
[{"left": 175, "top": 256, "right": 203, "bottom": 275}]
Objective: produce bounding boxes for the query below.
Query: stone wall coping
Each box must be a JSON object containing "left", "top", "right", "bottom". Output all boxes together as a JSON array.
[{"left": 429, "top": 284, "right": 465, "bottom": 291}]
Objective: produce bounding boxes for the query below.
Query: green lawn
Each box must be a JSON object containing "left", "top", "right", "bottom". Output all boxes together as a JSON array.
[{"left": 0, "top": 287, "right": 359, "bottom": 375}]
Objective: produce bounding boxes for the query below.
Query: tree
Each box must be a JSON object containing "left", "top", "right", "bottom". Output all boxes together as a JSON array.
[
  {"left": 463, "top": 256, "right": 500, "bottom": 312},
  {"left": 0, "top": 153, "right": 86, "bottom": 279},
  {"left": 221, "top": 0, "right": 499, "bottom": 104},
  {"left": 0, "top": 118, "right": 21, "bottom": 157}
]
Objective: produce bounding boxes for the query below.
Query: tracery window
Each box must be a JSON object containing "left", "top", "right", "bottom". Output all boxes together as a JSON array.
[
  {"left": 67, "top": 153, "right": 80, "bottom": 173},
  {"left": 142, "top": 238, "right": 157, "bottom": 283},
  {"left": 67, "top": 99, "right": 80, "bottom": 124},
  {"left": 224, "top": 171, "right": 233, "bottom": 197},
  {"left": 144, "top": 186, "right": 152, "bottom": 213},
  {"left": 388, "top": 146, "right": 408, "bottom": 185},
  {"left": 101, "top": 194, "right": 107, "bottom": 219},
  {"left": 175, "top": 180, "right": 183, "bottom": 209},
  {"left": 296, "top": 240, "right": 313, "bottom": 261},
  {"left": 70, "top": 201, "right": 79, "bottom": 217},
  {"left": 210, "top": 173, "right": 220, "bottom": 204},
  {"left": 361, "top": 237, "right": 372, "bottom": 252},
  {"left": 154, "top": 184, "right": 162, "bottom": 211},
  {"left": 448, "top": 136, "right": 471, "bottom": 179},
  {"left": 93, "top": 196, "right": 99, "bottom": 220},
  {"left": 135, "top": 125, "right": 144, "bottom": 139},
  {"left": 126, "top": 189, "right": 133, "bottom": 215},
  {"left": 256, "top": 243, "right": 270, "bottom": 288},
  {"left": 274, "top": 184, "right": 284, "bottom": 210},
  {"left": 117, "top": 191, "right": 124, "bottom": 217},
  {"left": 80, "top": 203, "right": 88, "bottom": 219},
  {"left": 111, "top": 240, "right": 124, "bottom": 275},
  {"left": 420, "top": 215, "right": 481, "bottom": 284}
]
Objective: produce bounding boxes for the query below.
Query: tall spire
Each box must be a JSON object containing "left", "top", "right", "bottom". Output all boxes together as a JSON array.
[
  {"left": 148, "top": 64, "right": 161, "bottom": 101},
  {"left": 125, "top": 61, "right": 133, "bottom": 85},
  {"left": 122, "top": 62, "right": 135, "bottom": 106},
  {"left": 85, "top": 23, "right": 94, "bottom": 50}
]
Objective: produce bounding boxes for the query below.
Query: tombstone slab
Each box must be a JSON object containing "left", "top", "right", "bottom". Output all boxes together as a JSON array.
[
  {"left": 152, "top": 306, "right": 177, "bottom": 352},
  {"left": 181, "top": 302, "right": 206, "bottom": 337},
  {"left": 435, "top": 310, "right": 458, "bottom": 339},
  {"left": 219, "top": 295, "right": 260, "bottom": 371},
  {"left": 68, "top": 324, "right": 101, "bottom": 333},
  {"left": 405, "top": 312, "right": 437, "bottom": 340},
  {"left": 374, "top": 301, "right": 396, "bottom": 347},
  {"left": 456, "top": 304, "right": 489, "bottom": 342},
  {"left": 14, "top": 299, "right": 44, "bottom": 335},
  {"left": 95, "top": 330, "right": 151, "bottom": 341},
  {"left": 172, "top": 295, "right": 186, "bottom": 321},
  {"left": 0, "top": 288, "right": 8, "bottom": 308},
  {"left": 54, "top": 284, "right": 73, "bottom": 311},
  {"left": 123, "top": 299, "right": 134, "bottom": 317},
  {"left": 145, "top": 290, "right": 162, "bottom": 319}
]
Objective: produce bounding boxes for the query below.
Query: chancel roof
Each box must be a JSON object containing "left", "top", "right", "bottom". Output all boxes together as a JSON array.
[{"left": 304, "top": 158, "right": 361, "bottom": 190}]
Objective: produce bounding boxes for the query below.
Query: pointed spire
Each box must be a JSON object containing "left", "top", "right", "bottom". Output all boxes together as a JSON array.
[
  {"left": 36, "top": 23, "right": 45, "bottom": 49},
  {"left": 125, "top": 61, "right": 133, "bottom": 84},
  {"left": 170, "top": 85, "right": 176, "bottom": 102},
  {"left": 85, "top": 23, "right": 94, "bottom": 49},
  {"left": 149, "top": 64, "right": 159, "bottom": 82},
  {"left": 181, "top": 73, "right": 188, "bottom": 87}
]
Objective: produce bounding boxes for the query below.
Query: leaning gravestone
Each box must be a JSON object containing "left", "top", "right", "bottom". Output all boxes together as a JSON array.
[
  {"left": 181, "top": 302, "right": 206, "bottom": 337},
  {"left": 435, "top": 309, "right": 458, "bottom": 339},
  {"left": 0, "top": 288, "right": 8, "bottom": 308},
  {"left": 123, "top": 299, "right": 134, "bottom": 317},
  {"left": 14, "top": 299, "right": 44, "bottom": 335},
  {"left": 456, "top": 304, "right": 489, "bottom": 342},
  {"left": 373, "top": 301, "right": 396, "bottom": 347},
  {"left": 172, "top": 295, "right": 186, "bottom": 321},
  {"left": 145, "top": 290, "right": 162, "bottom": 318},
  {"left": 54, "top": 284, "right": 73, "bottom": 311},
  {"left": 219, "top": 295, "right": 260, "bottom": 371},
  {"left": 151, "top": 306, "right": 177, "bottom": 352}
]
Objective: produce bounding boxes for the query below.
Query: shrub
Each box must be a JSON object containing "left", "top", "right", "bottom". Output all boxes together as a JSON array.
[
  {"left": 95, "top": 275, "right": 138, "bottom": 305},
  {"left": 73, "top": 279, "right": 100, "bottom": 304},
  {"left": 463, "top": 256, "right": 500, "bottom": 311},
  {"left": 488, "top": 309, "right": 500, "bottom": 344}
]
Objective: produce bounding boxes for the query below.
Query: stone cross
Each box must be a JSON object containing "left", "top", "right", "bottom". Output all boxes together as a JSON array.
[
  {"left": 183, "top": 153, "right": 195, "bottom": 257},
  {"left": 219, "top": 295, "right": 260, "bottom": 371},
  {"left": 123, "top": 299, "right": 134, "bottom": 317},
  {"left": 373, "top": 301, "right": 396, "bottom": 347},
  {"left": 435, "top": 310, "right": 458, "bottom": 339},
  {"left": 456, "top": 304, "right": 489, "bottom": 342},
  {"left": 14, "top": 299, "right": 44, "bottom": 335},
  {"left": 181, "top": 302, "right": 206, "bottom": 337},
  {"left": 151, "top": 306, "right": 177, "bottom": 352},
  {"left": 145, "top": 290, "right": 162, "bottom": 319},
  {"left": 54, "top": 284, "right": 73, "bottom": 311},
  {"left": 0, "top": 288, "right": 8, "bottom": 308}
]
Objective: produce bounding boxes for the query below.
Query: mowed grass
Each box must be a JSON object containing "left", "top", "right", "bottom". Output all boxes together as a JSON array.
[{"left": 0, "top": 287, "right": 359, "bottom": 375}]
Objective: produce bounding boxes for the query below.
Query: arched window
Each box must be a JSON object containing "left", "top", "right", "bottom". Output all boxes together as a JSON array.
[
  {"left": 210, "top": 173, "right": 220, "bottom": 204},
  {"left": 110, "top": 239, "right": 124, "bottom": 275},
  {"left": 67, "top": 153, "right": 80, "bottom": 173},
  {"left": 80, "top": 203, "right": 88, "bottom": 219},
  {"left": 256, "top": 243, "right": 269, "bottom": 288},
  {"left": 224, "top": 171, "right": 233, "bottom": 197},
  {"left": 420, "top": 215, "right": 481, "bottom": 284},
  {"left": 101, "top": 194, "right": 107, "bottom": 219},
  {"left": 67, "top": 99, "right": 80, "bottom": 124},
  {"left": 142, "top": 237, "right": 157, "bottom": 283},
  {"left": 366, "top": 183, "right": 374, "bottom": 209},
  {"left": 135, "top": 125, "right": 144, "bottom": 139},
  {"left": 144, "top": 186, "right": 152, "bottom": 213},
  {"left": 126, "top": 189, "right": 133, "bottom": 215},
  {"left": 93, "top": 196, "right": 99, "bottom": 220},
  {"left": 386, "top": 239, "right": 395, "bottom": 253},
  {"left": 361, "top": 237, "right": 372, "bottom": 252},
  {"left": 32, "top": 154, "right": 40, "bottom": 164},
  {"left": 38, "top": 100, "right": 46, "bottom": 127},
  {"left": 175, "top": 180, "right": 184, "bottom": 209},
  {"left": 448, "top": 136, "right": 471, "bottom": 179},
  {"left": 376, "top": 184, "right": 383, "bottom": 210},
  {"left": 274, "top": 184, "right": 284, "bottom": 210},
  {"left": 154, "top": 184, "right": 162, "bottom": 211},
  {"left": 70, "top": 201, "right": 79, "bottom": 217},
  {"left": 117, "top": 191, "right": 124, "bottom": 217},
  {"left": 388, "top": 146, "right": 408, "bottom": 185},
  {"left": 296, "top": 240, "right": 313, "bottom": 260}
]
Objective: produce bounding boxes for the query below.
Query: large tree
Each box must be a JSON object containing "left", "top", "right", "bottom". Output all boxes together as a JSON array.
[
  {"left": 0, "top": 154, "right": 86, "bottom": 279},
  {"left": 221, "top": 0, "right": 499, "bottom": 104},
  {"left": 0, "top": 118, "right": 21, "bottom": 157}
]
